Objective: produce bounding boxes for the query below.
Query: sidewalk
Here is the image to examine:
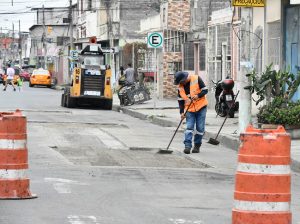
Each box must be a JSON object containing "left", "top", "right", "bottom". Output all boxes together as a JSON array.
[{"left": 112, "top": 94, "right": 300, "bottom": 172}]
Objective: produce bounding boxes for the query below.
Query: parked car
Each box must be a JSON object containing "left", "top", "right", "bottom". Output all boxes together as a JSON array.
[
  {"left": 19, "top": 70, "right": 31, "bottom": 81},
  {"left": 29, "top": 68, "right": 51, "bottom": 88}
]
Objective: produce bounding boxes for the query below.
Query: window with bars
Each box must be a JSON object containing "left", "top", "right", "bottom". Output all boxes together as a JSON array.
[
  {"left": 168, "top": 62, "right": 182, "bottom": 75},
  {"left": 88, "top": 0, "right": 92, "bottom": 11},
  {"left": 164, "top": 30, "right": 186, "bottom": 53},
  {"left": 199, "top": 41, "right": 206, "bottom": 71},
  {"left": 183, "top": 42, "right": 194, "bottom": 70}
]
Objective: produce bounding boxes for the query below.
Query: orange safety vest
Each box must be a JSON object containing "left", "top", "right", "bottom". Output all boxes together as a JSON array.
[{"left": 178, "top": 74, "right": 208, "bottom": 112}]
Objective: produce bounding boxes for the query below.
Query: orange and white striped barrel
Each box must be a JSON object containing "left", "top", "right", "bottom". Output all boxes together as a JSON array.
[
  {"left": 232, "top": 125, "right": 291, "bottom": 224},
  {"left": 0, "top": 110, "right": 36, "bottom": 199}
]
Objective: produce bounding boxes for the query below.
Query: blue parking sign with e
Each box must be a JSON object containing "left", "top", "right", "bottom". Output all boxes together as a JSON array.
[
  {"left": 70, "top": 50, "right": 79, "bottom": 60},
  {"left": 147, "top": 32, "right": 163, "bottom": 48}
]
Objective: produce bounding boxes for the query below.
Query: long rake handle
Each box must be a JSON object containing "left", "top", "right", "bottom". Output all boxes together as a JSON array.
[
  {"left": 214, "top": 91, "right": 240, "bottom": 140},
  {"left": 166, "top": 98, "right": 194, "bottom": 150}
]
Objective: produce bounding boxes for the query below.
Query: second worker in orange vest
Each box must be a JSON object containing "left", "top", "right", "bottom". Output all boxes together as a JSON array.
[{"left": 174, "top": 71, "right": 208, "bottom": 154}]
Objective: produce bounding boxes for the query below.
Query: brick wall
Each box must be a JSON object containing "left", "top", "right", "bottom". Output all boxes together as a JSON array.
[
  {"left": 167, "top": 0, "right": 190, "bottom": 32},
  {"left": 163, "top": 52, "right": 182, "bottom": 98},
  {"left": 161, "top": 0, "right": 190, "bottom": 98}
]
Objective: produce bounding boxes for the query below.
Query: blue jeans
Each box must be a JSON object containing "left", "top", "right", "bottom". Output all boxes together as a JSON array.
[{"left": 184, "top": 107, "right": 207, "bottom": 149}]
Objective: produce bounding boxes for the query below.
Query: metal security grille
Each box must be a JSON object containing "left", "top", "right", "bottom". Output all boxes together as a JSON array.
[
  {"left": 267, "top": 21, "right": 281, "bottom": 67},
  {"left": 183, "top": 42, "right": 194, "bottom": 70},
  {"left": 81, "top": 73, "right": 105, "bottom": 95},
  {"left": 208, "top": 23, "right": 232, "bottom": 81},
  {"left": 199, "top": 41, "right": 206, "bottom": 71}
]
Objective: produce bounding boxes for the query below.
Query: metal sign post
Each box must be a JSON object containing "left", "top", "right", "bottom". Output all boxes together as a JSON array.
[{"left": 147, "top": 32, "right": 163, "bottom": 109}]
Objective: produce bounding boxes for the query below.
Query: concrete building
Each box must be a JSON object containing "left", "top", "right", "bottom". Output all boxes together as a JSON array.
[
  {"left": 76, "top": 0, "right": 159, "bottom": 85},
  {"left": 29, "top": 5, "right": 77, "bottom": 84},
  {"left": 265, "top": 0, "right": 300, "bottom": 100},
  {"left": 160, "top": 0, "right": 191, "bottom": 98}
]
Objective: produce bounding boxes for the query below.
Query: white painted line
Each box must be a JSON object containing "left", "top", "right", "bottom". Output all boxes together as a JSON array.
[
  {"left": 168, "top": 218, "right": 203, "bottom": 224},
  {"left": 44, "top": 178, "right": 78, "bottom": 184},
  {"left": 85, "top": 128, "right": 127, "bottom": 150},
  {"left": 234, "top": 200, "right": 290, "bottom": 212},
  {"left": 0, "top": 169, "right": 27, "bottom": 179},
  {"left": 68, "top": 215, "right": 99, "bottom": 224},
  {"left": 53, "top": 183, "right": 72, "bottom": 194},
  {"left": 44, "top": 178, "right": 89, "bottom": 194},
  {"left": 0, "top": 139, "right": 26, "bottom": 150},
  {"left": 237, "top": 163, "right": 291, "bottom": 175}
]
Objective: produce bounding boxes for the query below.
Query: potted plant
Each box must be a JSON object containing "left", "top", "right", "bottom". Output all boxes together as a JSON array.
[{"left": 245, "top": 64, "right": 300, "bottom": 138}]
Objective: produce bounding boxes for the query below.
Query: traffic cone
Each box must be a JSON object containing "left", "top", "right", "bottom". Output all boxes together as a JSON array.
[
  {"left": 232, "top": 125, "right": 291, "bottom": 224},
  {"left": 0, "top": 109, "right": 37, "bottom": 199}
]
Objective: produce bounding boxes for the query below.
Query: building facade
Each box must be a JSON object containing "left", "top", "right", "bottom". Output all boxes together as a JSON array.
[
  {"left": 29, "top": 5, "right": 77, "bottom": 84},
  {"left": 160, "top": 0, "right": 190, "bottom": 98}
]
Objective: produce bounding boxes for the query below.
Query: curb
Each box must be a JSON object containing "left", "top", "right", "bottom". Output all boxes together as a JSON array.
[
  {"left": 51, "top": 85, "right": 65, "bottom": 91},
  {"left": 114, "top": 104, "right": 300, "bottom": 172},
  {"left": 113, "top": 104, "right": 240, "bottom": 150}
]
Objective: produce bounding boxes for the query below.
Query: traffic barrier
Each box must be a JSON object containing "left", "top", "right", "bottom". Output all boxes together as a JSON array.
[
  {"left": 232, "top": 125, "right": 291, "bottom": 224},
  {"left": 0, "top": 110, "right": 37, "bottom": 199}
]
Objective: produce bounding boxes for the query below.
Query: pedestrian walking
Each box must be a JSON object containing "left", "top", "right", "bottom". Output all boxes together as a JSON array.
[
  {"left": 17, "top": 76, "right": 23, "bottom": 92},
  {"left": 124, "top": 63, "right": 135, "bottom": 84},
  {"left": 174, "top": 71, "right": 208, "bottom": 154},
  {"left": 117, "top": 66, "right": 125, "bottom": 86},
  {"left": 3, "top": 64, "right": 16, "bottom": 91}
]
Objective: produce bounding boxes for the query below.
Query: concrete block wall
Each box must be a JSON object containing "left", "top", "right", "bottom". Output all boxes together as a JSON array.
[{"left": 120, "top": 0, "right": 160, "bottom": 40}]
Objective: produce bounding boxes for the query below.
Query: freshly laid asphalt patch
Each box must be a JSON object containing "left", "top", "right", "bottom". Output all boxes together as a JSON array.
[{"left": 52, "top": 146, "right": 208, "bottom": 169}]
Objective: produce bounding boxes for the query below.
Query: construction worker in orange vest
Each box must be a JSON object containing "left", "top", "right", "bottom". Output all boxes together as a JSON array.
[{"left": 174, "top": 71, "right": 208, "bottom": 154}]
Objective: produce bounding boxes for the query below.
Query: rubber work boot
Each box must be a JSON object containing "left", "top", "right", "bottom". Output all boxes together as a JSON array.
[
  {"left": 184, "top": 147, "right": 191, "bottom": 154},
  {"left": 192, "top": 144, "right": 201, "bottom": 153}
]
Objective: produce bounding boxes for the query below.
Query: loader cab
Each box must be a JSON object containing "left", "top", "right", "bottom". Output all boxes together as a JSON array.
[{"left": 61, "top": 43, "right": 113, "bottom": 110}]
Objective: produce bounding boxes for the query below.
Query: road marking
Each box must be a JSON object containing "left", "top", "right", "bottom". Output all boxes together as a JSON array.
[
  {"left": 68, "top": 215, "right": 99, "bottom": 224},
  {"left": 0, "top": 139, "right": 27, "bottom": 150},
  {"left": 44, "top": 178, "right": 89, "bottom": 194},
  {"left": 169, "top": 218, "right": 203, "bottom": 224},
  {"left": 85, "top": 128, "right": 128, "bottom": 150}
]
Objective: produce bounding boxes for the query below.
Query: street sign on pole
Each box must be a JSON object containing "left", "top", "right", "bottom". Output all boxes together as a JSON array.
[
  {"left": 232, "top": 0, "right": 265, "bottom": 7},
  {"left": 69, "top": 50, "right": 79, "bottom": 61},
  {"left": 147, "top": 32, "right": 164, "bottom": 49}
]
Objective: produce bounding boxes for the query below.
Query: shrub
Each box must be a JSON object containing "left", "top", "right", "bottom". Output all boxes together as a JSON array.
[{"left": 258, "top": 97, "right": 300, "bottom": 126}]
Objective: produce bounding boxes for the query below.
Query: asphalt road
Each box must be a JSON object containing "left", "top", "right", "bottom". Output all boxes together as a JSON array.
[{"left": 0, "top": 83, "right": 300, "bottom": 224}]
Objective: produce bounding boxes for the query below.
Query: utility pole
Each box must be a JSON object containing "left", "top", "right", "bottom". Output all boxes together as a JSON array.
[
  {"left": 238, "top": 7, "right": 253, "bottom": 133},
  {"left": 19, "top": 20, "right": 22, "bottom": 67},
  {"left": 107, "top": 5, "right": 115, "bottom": 85},
  {"left": 69, "top": 0, "right": 74, "bottom": 50},
  {"left": 132, "top": 43, "right": 135, "bottom": 70},
  {"left": 12, "top": 22, "right": 14, "bottom": 63},
  {"left": 42, "top": 5, "right": 47, "bottom": 69}
]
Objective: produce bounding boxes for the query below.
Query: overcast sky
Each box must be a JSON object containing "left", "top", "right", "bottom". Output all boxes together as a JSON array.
[{"left": 0, "top": 0, "right": 74, "bottom": 33}]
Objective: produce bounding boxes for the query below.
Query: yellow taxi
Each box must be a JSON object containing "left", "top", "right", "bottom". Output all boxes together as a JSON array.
[{"left": 29, "top": 68, "right": 51, "bottom": 88}]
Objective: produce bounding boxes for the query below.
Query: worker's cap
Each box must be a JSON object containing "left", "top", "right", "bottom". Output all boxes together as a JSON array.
[{"left": 174, "top": 71, "right": 188, "bottom": 85}]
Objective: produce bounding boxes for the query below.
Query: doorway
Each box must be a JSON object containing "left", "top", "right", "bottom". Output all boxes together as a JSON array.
[{"left": 285, "top": 6, "right": 300, "bottom": 101}]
